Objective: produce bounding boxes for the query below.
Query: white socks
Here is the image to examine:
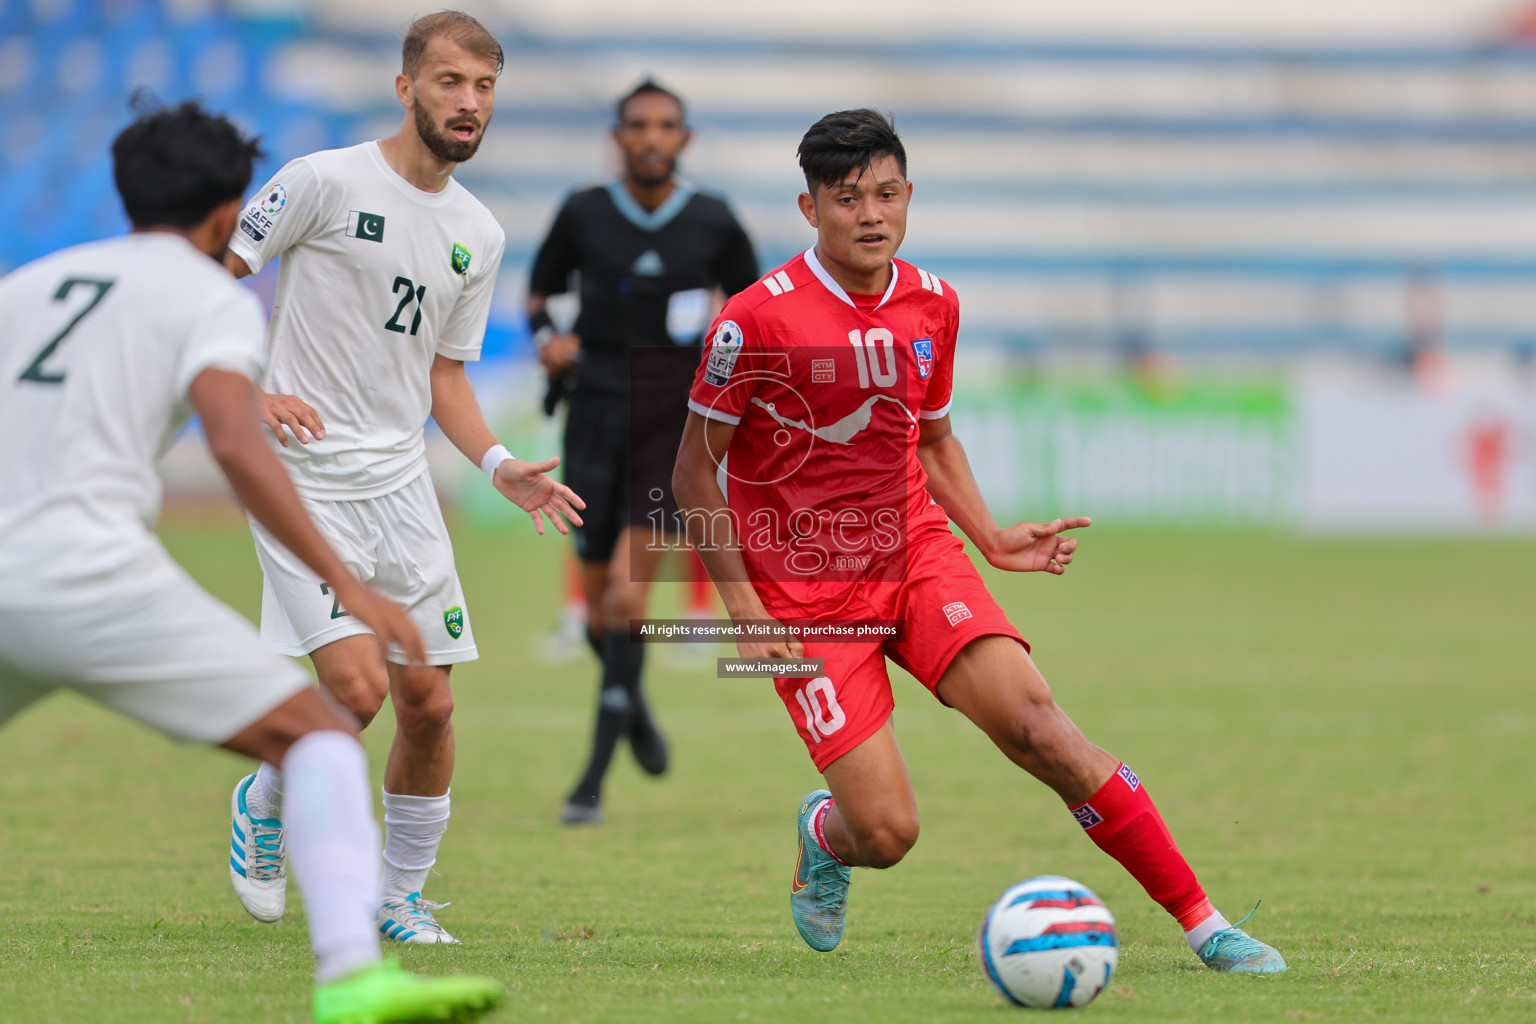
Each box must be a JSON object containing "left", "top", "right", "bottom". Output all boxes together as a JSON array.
[
  {"left": 381, "top": 789, "right": 450, "bottom": 901},
  {"left": 246, "top": 760, "right": 283, "bottom": 820},
  {"left": 1185, "top": 909, "right": 1233, "bottom": 952},
  {"left": 281, "top": 731, "right": 383, "bottom": 984}
]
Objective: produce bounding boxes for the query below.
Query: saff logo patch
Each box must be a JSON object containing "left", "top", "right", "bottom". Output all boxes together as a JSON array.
[
  {"left": 704, "top": 320, "right": 743, "bottom": 386},
  {"left": 912, "top": 338, "right": 934, "bottom": 379},
  {"left": 1072, "top": 803, "right": 1104, "bottom": 829},
  {"left": 1117, "top": 764, "right": 1140, "bottom": 791},
  {"left": 260, "top": 184, "right": 287, "bottom": 215},
  {"left": 443, "top": 606, "right": 465, "bottom": 640}
]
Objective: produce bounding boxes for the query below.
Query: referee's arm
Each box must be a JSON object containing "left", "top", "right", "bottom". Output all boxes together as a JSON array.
[
  {"left": 527, "top": 201, "right": 581, "bottom": 376},
  {"left": 715, "top": 210, "right": 760, "bottom": 297}
]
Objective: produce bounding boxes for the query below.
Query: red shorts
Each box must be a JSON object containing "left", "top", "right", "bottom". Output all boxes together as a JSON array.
[{"left": 770, "top": 530, "right": 1026, "bottom": 771}]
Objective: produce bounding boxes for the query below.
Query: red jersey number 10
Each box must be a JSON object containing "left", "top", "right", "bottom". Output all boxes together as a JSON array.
[{"left": 849, "top": 328, "right": 899, "bottom": 389}]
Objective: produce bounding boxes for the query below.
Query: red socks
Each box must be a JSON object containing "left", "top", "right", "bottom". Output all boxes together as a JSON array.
[
  {"left": 811, "top": 798, "right": 852, "bottom": 867},
  {"left": 1069, "top": 763, "right": 1214, "bottom": 931}
]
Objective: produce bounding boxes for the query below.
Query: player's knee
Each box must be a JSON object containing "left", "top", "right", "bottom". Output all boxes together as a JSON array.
[
  {"left": 1005, "top": 700, "right": 1077, "bottom": 769},
  {"left": 860, "top": 814, "right": 920, "bottom": 868},
  {"left": 602, "top": 580, "right": 647, "bottom": 624},
  {"left": 322, "top": 665, "right": 389, "bottom": 725},
  {"left": 395, "top": 685, "right": 454, "bottom": 737}
]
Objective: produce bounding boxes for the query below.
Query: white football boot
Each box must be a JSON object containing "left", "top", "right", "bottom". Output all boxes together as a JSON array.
[
  {"left": 229, "top": 773, "right": 287, "bottom": 922},
  {"left": 377, "top": 892, "right": 460, "bottom": 944}
]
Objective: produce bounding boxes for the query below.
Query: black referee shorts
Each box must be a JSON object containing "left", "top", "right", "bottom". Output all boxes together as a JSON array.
[{"left": 562, "top": 385, "right": 688, "bottom": 566}]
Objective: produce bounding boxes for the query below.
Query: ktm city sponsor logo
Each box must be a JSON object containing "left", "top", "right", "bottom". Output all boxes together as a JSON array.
[
  {"left": 943, "top": 601, "right": 972, "bottom": 626},
  {"left": 1072, "top": 803, "right": 1104, "bottom": 829}
]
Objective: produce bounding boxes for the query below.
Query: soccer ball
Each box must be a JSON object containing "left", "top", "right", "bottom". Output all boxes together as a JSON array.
[{"left": 977, "top": 875, "right": 1119, "bottom": 1009}]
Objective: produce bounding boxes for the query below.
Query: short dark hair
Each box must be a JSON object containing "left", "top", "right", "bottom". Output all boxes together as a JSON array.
[
  {"left": 797, "top": 108, "right": 907, "bottom": 193},
  {"left": 616, "top": 78, "right": 686, "bottom": 125},
  {"left": 111, "top": 97, "right": 263, "bottom": 230},
  {"left": 403, "top": 10, "right": 504, "bottom": 78}
]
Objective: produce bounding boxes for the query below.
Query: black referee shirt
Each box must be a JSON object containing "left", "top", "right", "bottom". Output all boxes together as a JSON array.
[{"left": 529, "top": 180, "right": 759, "bottom": 395}]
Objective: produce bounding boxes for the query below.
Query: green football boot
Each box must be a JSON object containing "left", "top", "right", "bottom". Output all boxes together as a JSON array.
[
  {"left": 1197, "top": 904, "right": 1288, "bottom": 974},
  {"left": 790, "top": 789, "right": 852, "bottom": 952},
  {"left": 312, "top": 960, "right": 504, "bottom": 1024}
]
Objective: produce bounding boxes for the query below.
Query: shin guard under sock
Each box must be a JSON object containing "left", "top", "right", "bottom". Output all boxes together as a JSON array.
[{"left": 1068, "top": 763, "right": 1214, "bottom": 931}]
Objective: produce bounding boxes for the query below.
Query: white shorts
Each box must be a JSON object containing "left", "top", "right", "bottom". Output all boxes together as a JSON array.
[
  {"left": 250, "top": 469, "right": 478, "bottom": 666},
  {"left": 0, "top": 567, "right": 309, "bottom": 745}
]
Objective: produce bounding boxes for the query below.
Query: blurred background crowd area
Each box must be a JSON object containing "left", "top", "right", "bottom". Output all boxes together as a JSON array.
[{"left": 5, "top": 0, "right": 1536, "bottom": 531}]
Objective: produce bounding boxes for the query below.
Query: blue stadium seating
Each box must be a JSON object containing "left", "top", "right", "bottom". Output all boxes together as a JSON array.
[{"left": 7, "top": 2, "right": 1536, "bottom": 362}]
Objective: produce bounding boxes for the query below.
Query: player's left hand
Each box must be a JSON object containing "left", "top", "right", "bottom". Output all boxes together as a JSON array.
[
  {"left": 984, "top": 517, "right": 1092, "bottom": 574},
  {"left": 491, "top": 456, "right": 586, "bottom": 536}
]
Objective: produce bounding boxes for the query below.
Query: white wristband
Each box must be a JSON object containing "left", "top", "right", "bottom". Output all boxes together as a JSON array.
[{"left": 480, "top": 443, "right": 513, "bottom": 480}]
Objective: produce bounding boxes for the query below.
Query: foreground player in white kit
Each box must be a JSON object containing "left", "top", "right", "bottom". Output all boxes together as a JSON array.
[
  {"left": 0, "top": 101, "right": 503, "bottom": 1023},
  {"left": 222, "top": 11, "right": 583, "bottom": 944}
]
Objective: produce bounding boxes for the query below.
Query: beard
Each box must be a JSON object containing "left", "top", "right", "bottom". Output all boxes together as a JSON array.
[
  {"left": 416, "top": 104, "right": 484, "bottom": 164},
  {"left": 625, "top": 150, "right": 676, "bottom": 188}
]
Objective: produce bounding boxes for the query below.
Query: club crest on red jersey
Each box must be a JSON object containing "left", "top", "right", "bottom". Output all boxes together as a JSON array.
[{"left": 912, "top": 338, "right": 934, "bottom": 379}]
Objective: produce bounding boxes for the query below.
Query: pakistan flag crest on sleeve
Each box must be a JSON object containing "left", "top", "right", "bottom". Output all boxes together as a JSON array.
[
  {"left": 451, "top": 242, "right": 471, "bottom": 276},
  {"left": 444, "top": 606, "right": 465, "bottom": 639}
]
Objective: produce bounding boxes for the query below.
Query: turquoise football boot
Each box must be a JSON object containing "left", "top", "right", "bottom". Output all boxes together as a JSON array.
[
  {"left": 790, "top": 789, "right": 851, "bottom": 952},
  {"left": 1198, "top": 903, "right": 1288, "bottom": 973}
]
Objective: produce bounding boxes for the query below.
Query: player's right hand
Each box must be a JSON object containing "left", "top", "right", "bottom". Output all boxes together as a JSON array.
[
  {"left": 331, "top": 579, "right": 427, "bottom": 666},
  {"left": 736, "top": 618, "right": 805, "bottom": 661},
  {"left": 259, "top": 391, "right": 326, "bottom": 447},
  {"left": 538, "top": 333, "right": 580, "bottom": 373}
]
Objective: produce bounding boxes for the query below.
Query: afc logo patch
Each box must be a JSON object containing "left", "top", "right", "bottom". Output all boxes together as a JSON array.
[
  {"left": 1117, "top": 763, "right": 1140, "bottom": 791},
  {"left": 942, "top": 601, "right": 972, "bottom": 626},
  {"left": 812, "top": 358, "right": 835, "bottom": 383},
  {"left": 1072, "top": 803, "right": 1104, "bottom": 829},
  {"left": 911, "top": 338, "right": 934, "bottom": 379}
]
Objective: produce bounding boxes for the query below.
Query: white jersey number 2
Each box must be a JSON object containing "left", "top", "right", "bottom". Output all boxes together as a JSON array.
[
  {"left": 793, "top": 677, "right": 847, "bottom": 743},
  {"left": 16, "top": 278, "right": 115, "bottom": 385}
]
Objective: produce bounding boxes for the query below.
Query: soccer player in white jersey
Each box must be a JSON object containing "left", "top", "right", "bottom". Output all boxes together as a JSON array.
[
  {"left": 221, "top": 11, "right": 582, "bottom": 945},
  {"left": 0, "top": 101, "right": 503, "bottom": 1023}
]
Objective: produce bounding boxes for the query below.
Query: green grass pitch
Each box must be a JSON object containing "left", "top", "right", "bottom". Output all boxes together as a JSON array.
[{"left": 1, "top": 523, "right": 1532, "bottom": 1022}]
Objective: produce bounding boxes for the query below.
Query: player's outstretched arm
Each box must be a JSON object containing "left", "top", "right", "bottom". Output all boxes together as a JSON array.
[
  {"left": 190, "top": 368, "right": 426, "bottom": 664},
  {"left": 428, "top": 354, "right": 585, "bottom": 534},
  {"left": 673, "top": 412, "right": 804, "bottom": 661},
  {"left": 916, "top": 415, "right": 1090, "bottom": 575}
]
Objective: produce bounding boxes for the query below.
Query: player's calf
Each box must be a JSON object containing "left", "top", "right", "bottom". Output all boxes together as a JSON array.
[
  {"left": 829, "top": 804, "right": 918, "bottom": 869},
  {"left": 817, "top": 721, "right": 921, "bottom": 868}
]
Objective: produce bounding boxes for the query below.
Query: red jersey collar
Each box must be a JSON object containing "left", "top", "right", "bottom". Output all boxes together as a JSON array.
[{"left": 802, "top": 247, "right": 900, "bottom": 311}]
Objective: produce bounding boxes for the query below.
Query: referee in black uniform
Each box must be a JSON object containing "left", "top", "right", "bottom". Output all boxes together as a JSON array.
[{"left": 528, "top": 80, "right": 758, "bottom": 824}]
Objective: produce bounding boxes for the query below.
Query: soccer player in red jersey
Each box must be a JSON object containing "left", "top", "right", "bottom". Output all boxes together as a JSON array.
[{"left": 672, "top": 109, "right": 1286, "bottom": 973}]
